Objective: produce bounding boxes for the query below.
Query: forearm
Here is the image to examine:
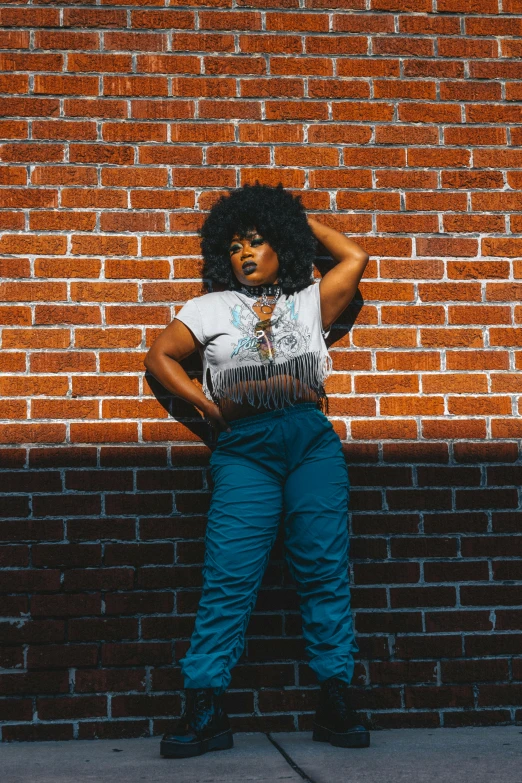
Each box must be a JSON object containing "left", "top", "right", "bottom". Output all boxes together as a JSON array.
[
  {"left": 307, "top": 216, "right": 369, "bottom": 265},
  {"left": 144, "top": 352, "right": 213, "bottom": 415}
]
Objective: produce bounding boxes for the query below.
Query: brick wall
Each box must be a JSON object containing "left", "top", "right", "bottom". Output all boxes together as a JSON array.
[{"left": 1, "top": 0, "right": 522, "bottom": 741}]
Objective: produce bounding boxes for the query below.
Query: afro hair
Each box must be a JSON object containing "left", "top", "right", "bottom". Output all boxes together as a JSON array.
[{"left": 199, "top": 182, "right": 317, "bottom": 294}]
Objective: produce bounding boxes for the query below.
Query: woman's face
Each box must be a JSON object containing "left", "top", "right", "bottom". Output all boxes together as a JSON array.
[{"left": 228, "top": 229, "right": 280, "bottom": 287}]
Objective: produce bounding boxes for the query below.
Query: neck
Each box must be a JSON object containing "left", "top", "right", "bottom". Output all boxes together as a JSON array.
[{"left": 239, "top": 281, "right": 281, "bottom": 298}]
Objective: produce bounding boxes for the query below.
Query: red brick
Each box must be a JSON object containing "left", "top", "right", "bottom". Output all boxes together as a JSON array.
[
  {"left": 33, "top": 491, "right": 103, "bottom": 519},
  {"left": 74, "top": 328, "right": 141, "bottom": 348},
  {"left": 102, "top": 400, "right": 168, "bottom": 419},
  {"left": 37, "top": 696, "right": 107, "bottom": 720},
  {"left": 104, "top": 32, "right": 169, "bottom": 52},
  {"left": 0, "top": 8, "right": 58, "bottom": 27},
  {"left": 0, "top": 74, "right": 28, "bottom": 94},
  {"left": 30, "top": 212, "right": 97, "bottom": 232},
  {"left": 131, "top": 10, "right": 195, "bottom": 29},
  {"left": 0, "top": 30, "right": 30, "bottom": 49},
  {"left": 0, "top": 213, "right": 24, "bottom": 231},
  {"left": 33, "top": 121, "right": 97, "bottom": 142},
  {"left": 0, "top": 98, "right": 60, "bottom": 117},
  {"left": 102, "top": 122, "right": 167, "bottom": 143},
  {"left": 65, "top": 470, "right": 133, "bottom": 492},
  {"left": 0, "top": 400, "right": 27, "bottom": 419},
  {"left": 130, "top": 100, "right": 194, "bottom": 120},
  {"left": 137, "top": 54, "right": 201, "bottom": 74},
  {"left": 0, "top": 189, "right": 57, "bottom": 208},
  {"left": 31, "top": 593, "right": 102, "bottom": 617},
  {"left": 68, "top": 54, "right": 133, "bottom": 73},
  {"left": 0, "top": 305, "right": 32, "bottom": 326},
  {"left": 0, "top": 699, "right": 34, "bottom": 721},
  {"left": 71, "top": 422, "right": 138, "bottom": 443},
  {"left": 438, "top": 0, "right": 499, "bottom": 10},
  {"left": 104, "top": 76, "right": 168, "bottom": 97},
  {"left": 0, "top": 167, "right": 27, "bottom": 187},
  {"left": 96, "top": 450, "right": 166, "bottom": 472},
  {"left": 198, "top": 99, "right": 261, "bottom": 120},
  {"left": 0, "top": 352, "right": 26, "bottom": 372},
  {"left": 399, "top": 14, "right": 460, "bottom": 34},
  {"left": 34, "top": 305, "right": 101, "bottom": 324},
  {"left": 71, "top": 284, "right": 138, "bottom": 302},
  {"left": 267, "top": 98, "right": 328, "bottom": 120},
  {"left": 101, "top": 168, "right": 168, "bottom": 187},
  {"left": 64, "top": 99, "right": 127, "bottom": 119},
  {"left": 63, "top": 8, "right": 126, "bottom": 28},
  {"left": 34, "top": 31, "right": 99, "bottom": 50},
  {"left": 27, "top": 644, "right": 98, "bottom": 670},
  {"left": 0, "top": 424, "right": 65, "bottom": 443},
  {"left": 1, "top": 143, "right": 64, "bottom": 163},
  {"left": 31, "top": 166, "right": 97, "bottom": 185},
  {"left": 338, "top": 58, "right": 399, "bottom": 77},
  {"left": 101, "top": 643, "right": 171, "bottom": 667},
  {"left": 0, "top": 235, "right": 67, "bottom": 255},
  {"left": 306, "top": 35, "right": 368, "bottom": 55},
  {"left": 30, "top": 351, "right": 96, "bottom": 376},
  {"left": 68, "top": 618, "right": 139, "bottom": 642},
  {"left": 75, "top": 669, "right": 147, "bottom": 693},
  {"left": 34, "top": 75, "right": 99, "bottom": 96},
  {"left": 438, "top": 37, "right": 499, "bottom": 58},
  {"left": 0, "top": 672, "right": 69, "bottom": 695},
  {"left": 3, "top": 329, "right": 71, "bottom": 349},
  {"left": 32, "top": 544, "right": 102, "bottom": 568},
  {"left": 100, "top": 351, "right": 145, "bottom": 374},
  {"left": 69, "top": 144, "right": 134, "bottom": 165},
  {"left": 31, "top": 400, "right": 98, "bottom": 419},
  {"left": 72, "top": 375, "right": 138, "bottom": 397}
]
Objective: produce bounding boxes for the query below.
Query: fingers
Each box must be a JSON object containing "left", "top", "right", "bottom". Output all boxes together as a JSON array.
[{"left": 218, "top": 415, "right": 232, "bottom": 433}]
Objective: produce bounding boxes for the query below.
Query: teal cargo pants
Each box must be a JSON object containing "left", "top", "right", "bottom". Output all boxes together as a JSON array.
[{"left": 179, "top": 402, "right": 359, "bottom": 693}]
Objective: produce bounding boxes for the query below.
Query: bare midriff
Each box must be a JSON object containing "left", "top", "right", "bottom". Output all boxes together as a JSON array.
[{"left": 218, "top": 383, "right": 321, "bottom": 421}]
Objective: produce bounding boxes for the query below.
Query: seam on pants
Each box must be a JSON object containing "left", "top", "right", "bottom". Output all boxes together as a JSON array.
[{"left": 222, "top": 526, "right": 280, "bottom": 684}]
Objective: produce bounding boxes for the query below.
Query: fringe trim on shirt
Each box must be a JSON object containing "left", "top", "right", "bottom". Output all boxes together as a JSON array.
[{"left": 203, "top": 349, "right": 333, "bottom": 415}]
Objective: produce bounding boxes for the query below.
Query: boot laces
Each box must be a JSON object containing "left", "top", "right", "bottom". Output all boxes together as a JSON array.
[
  {"left": 326, "top": 680, "right": 358, "bottom": 724},
  {"left": 194, "top": 690, "right": 211, "bottom": 711},
  {"left": 191, "top": 689, "right": 214, "bottom": 732}
]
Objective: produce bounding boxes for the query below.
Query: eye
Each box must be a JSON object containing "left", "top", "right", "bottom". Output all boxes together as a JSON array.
[
  {"left": 229, "top": 244, "right": 241, "bottom": 254},
  {"left": 250, "top": 237, "right": 264, "bottom": 246}
]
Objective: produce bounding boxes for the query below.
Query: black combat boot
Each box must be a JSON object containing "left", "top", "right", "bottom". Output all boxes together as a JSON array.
[
  {"left": 160, "top": 688, "right": 234, "bottom": 758},
  {"left": 312, "top": 677, "right": 370, "bottom": 748}
]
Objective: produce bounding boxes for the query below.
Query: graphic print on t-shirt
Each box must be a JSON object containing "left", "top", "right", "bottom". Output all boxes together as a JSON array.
[{"left": 229, "top": 298, "right": 311, "bottom": 364}]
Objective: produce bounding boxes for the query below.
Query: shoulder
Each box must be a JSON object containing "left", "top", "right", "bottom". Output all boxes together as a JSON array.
[
  {"left": 292, "top": 281, "right": 319, "bottom": 303},
  {"left": 191, "top": 290, "right": 233, "bottom": 311}
]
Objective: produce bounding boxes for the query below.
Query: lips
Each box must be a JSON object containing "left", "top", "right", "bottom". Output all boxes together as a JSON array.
[{"left": 242, "top": 261, "right": 257, "bottom": 273}]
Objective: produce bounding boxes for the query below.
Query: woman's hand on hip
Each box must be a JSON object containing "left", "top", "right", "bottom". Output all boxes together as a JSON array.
[{"left": 201, "top": 402, "right": 232, "bottom": 434}]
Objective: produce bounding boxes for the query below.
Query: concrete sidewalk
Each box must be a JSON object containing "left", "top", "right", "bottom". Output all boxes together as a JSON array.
[{"left": 2, "top": 726, "right": 522, "bottom": 783}]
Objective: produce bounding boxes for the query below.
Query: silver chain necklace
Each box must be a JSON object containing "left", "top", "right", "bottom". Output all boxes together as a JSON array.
[{"left": 238, "top": 283, "right": 282, "bottom": 315}]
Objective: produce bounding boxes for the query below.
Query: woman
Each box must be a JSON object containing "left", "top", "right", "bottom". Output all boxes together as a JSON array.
[{"left": 144, "top": 183, "right": 370, "bottom": 758}]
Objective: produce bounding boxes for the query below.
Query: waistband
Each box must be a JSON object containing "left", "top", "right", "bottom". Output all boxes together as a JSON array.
[{"left": 227, "top": 402, "right": 320, "bottom": 430}]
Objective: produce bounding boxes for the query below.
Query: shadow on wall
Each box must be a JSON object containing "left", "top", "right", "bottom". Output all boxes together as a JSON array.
[{"left": 1, "top": 428, "right": 521, "bottom": 738}]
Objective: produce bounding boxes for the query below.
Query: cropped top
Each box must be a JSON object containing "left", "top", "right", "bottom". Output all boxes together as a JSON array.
[{"left": 174, "top": 281, "right": 333, "bottom": 413}]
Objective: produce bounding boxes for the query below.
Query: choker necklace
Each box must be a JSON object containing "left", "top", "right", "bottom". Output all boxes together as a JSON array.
[{"left": 239, "top": 283, "right": 282, "bottom": 314}]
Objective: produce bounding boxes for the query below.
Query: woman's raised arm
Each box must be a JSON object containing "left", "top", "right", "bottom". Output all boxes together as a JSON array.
[{"left": 307, "top": 215, "right": 370, "bottom": 334}]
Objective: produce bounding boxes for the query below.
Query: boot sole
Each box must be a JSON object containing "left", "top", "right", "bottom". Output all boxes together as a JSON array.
[
  {"left": 312, "top": 722, "right": 370, "bottom": 748},
  {"left": 160, "top": 728, "right": 234, "bottom": 758}
]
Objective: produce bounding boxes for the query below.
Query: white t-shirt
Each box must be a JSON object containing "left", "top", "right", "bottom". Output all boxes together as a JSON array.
[{"left": 174, "top": 281, "right": 333, "bottom": 411}]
